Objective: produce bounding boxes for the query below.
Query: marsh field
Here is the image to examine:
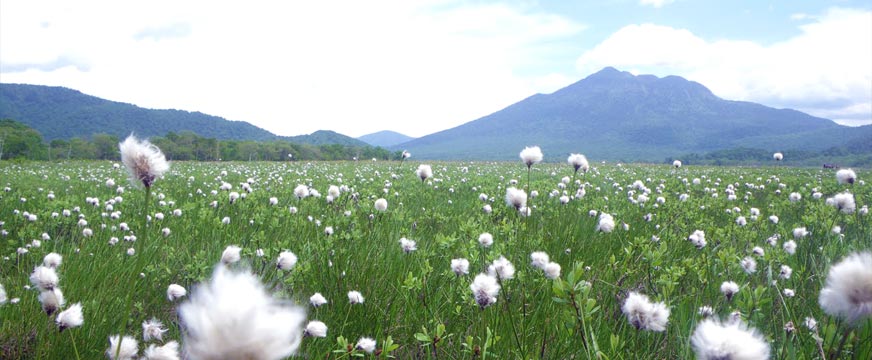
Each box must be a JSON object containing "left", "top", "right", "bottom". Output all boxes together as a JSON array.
[{"left": 0, "top": 160, "right": 869, "bottom": 359}]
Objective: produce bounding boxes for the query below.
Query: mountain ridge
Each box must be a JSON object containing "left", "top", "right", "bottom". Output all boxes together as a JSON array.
[
  {"left": 0, "top": 83, "right": 367, "bottom": 147},
  {"left": 393, "top": 67, "right": 861, "bottom": 161}
]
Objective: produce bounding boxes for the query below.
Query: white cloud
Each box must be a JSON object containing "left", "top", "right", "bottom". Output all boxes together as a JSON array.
[
  {"left": 639, "top": 0, "right": 676, "bottom": 8},
  {"left": 0, "top": 0, "right": 584, "bottom": 137},
  {"left": 576, "top": 8, "right": 872, "bottom": 126}
]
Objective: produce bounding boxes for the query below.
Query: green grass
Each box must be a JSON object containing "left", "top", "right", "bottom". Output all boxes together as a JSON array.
[{"left": 1, "top": 160, "right": 870, "bottom": 359}]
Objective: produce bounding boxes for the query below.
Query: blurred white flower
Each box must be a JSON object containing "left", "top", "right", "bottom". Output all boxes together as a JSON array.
[
  {"left": 107, "top": 335, "right": 139, "bottom": 360},
  {"left": 221, "top": 245, "right": 242, "bottom": 264},
  {"left": 167, "top": 284, "right": 187, "bottom": 301},
  {"left": 348, "top": 291, "right": 365, "bottom": 304},
  {"left": 451, "top": 258, "right": 470, "bottom": 276},
  {"left": 143, "top": 341, "right": 180, "bottom": 360},
  {"left": 277, "top": 251, "right": 298, "bottom": 271},
  {"left": 178, "top": 265, "right": 306, "bottom": 360},
  {"left": 56, "top": 302, "right": 84, "bottom": 331},
  {"left": 622, "top": 292, "right": 670, "bottom": 332},
  {"left": 819, "top": 251, "right": 872, "bottom": 323},
  {"left": 691, "top": 319, "right": 770, "bottom": 360}
]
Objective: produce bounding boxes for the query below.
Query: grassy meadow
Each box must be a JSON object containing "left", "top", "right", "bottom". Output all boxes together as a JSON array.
[{"left": 0, "top": 159, "right": 870, "bottom": 359}]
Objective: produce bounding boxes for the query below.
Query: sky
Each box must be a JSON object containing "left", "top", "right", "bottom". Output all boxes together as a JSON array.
[{"left": 1, "top": 0, "right": 870, "bottom": 138}]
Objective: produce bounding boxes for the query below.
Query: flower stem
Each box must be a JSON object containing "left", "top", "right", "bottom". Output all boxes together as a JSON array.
[{"left": 69, "top": 330, "right": 81, "bottom": 360}]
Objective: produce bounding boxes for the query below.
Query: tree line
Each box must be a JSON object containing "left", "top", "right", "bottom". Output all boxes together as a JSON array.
[{"left": 0, "top": 119, "right": 399, "bottom": 162}]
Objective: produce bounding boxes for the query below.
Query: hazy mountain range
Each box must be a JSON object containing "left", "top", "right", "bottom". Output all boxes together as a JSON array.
[
  {"left": 0, "top": 84, "right": 368, "bottom": 147},
  {"left": 2, "top": 67, "right": 869, "bottom": 162},
  {"left": 392, "top": 67, "right": 871, "bottom": 161}
]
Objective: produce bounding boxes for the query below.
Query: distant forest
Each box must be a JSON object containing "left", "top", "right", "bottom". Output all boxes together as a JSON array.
[{"left": 0, "top": 119, "right": 399, "bottom": 162}]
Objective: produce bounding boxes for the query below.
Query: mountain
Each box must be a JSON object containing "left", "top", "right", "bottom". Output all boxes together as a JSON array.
[
  {"left": 395, "top": 67, "right": 868, "bottom": 161},
  {"left": 0, "top": 83, "right": 366, "bottom": 147},
  {"left": 358, "top": 130, "right": 415, "bottom": 147},
  {"left": 288, "top": 130, "right": 369, "bottom": 147}
]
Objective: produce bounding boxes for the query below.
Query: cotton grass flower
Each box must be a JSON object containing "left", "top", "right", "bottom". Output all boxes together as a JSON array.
[
  {"left": 399, "top": 237, "right": 417, "bottom": 253},
  {"left": 119, "top": 135, "right": 170, "bottom": 188},
  {"left": 136, "top": 318, "right": 167, "bottom": 344},
  {"left": 310, "top": 293, "right": 328, "bottom": 307},
  {"left": 530, "top": 252, "right": 550, "bottom": 270},
  {"left": 30, "top": 266, "right": 58, "bottom": 291},
  {"left": 374, "top": 198, "right": 388, "bottom": 212},
  {"left": 293, "top": 185, "right": 309, "bottom": 199},
  {"left": 304, "top": 321, "right": 328, "bottom": 337},
  {"left": 691, "top": 318, "right": 770, "bottom": 360},
  {"left": 38, "top": 288, "right": 64, "bottom": 315},
  {"left": 721, "top": 281, "right": 740, "bottom": 301},
  {"left": 348, "top": 291, "right": 365, "bottom": 304},
  {"left": 520, "top": 146, "right": 543, "bottom": 168},
  {"left": 596, "top": 213, "right": 615, "bottom": 233},
  {"left": 470, "top": 273, "right": 500, "bottom": 309},
  {"left": 43, "top": 252, "right": 62, "bottom": 269},
  {"left": 416, "top": 164, "right": 433, "bottom": 182},
  {"left": 167, "top": 284, "right": 187, "bottom": 301},
  {"left": 741, "top": 257, "right": 757, "bottom": 274},
  {"left": 672, "top": 160, "right": 682, "bottom": 168},
  {"left": 276, "top": 251, "right": 298, "bottom": 271},
  {"left": 221, "top": 245, "right": 242, "bottom": 264},
  {"left": 178, "top": 265, "right": 306, "bottom": 360},
  {"left": 487, "top": 256, "right": 515, "bottom": 280},
  {"left": 478, "top": 233, "right": 494, "bottom": 247},
  {"left": 0, "top": 284, "right": 6, "bottom": 305},
  {"left": 568, "top": 153, "right": 589, "bottom": 173},
  {"left": 621, "top": 292, "right": 670, "bottom": 332},
  {"left": 783, "top": 240, "right": 797, "bottom": 255},
  {"left": 836, "top": 168, "right": 857, "bottom": 185},
  {"left": 107, "top": 335, "right": 139, "bottom": 360},
  {"left": 818, "top": 251, "right": 872, "bottom": 323},
  {"left": 56, "top": 302, "right": 84, "bottom": 331},
  {"left": 356, "top": 337, "right": 377, "bottom": 353},
  {"left": 451, "top": 258, "right": 470, "bottom": 276},
  {"left": 143, "top": 341, "right": 180, "bottom": 360},
  {"left": 773, "top": 152, "right": 783, "bottom": 161},
  {"left": 543, "top": 262, "right": 561, "bottom": 279},
  {"left": 505, "top": 187, "right": 527, "bottom": 209},
  {"left": 829, "top": 192, "right": 856, "bottom": 214}
]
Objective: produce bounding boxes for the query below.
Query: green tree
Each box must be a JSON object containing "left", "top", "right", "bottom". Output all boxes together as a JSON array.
[{"left": 0, "top": 119, "right": 47, "bottom": 160}]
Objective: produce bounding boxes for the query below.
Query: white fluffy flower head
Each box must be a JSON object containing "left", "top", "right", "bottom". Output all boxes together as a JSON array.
[
  {"left": 568, "top": 153, "right": 589, "bottom": 173},
  {"left": 178, "top": 265, "right": 306, "bottom": 360},
  {"left": 621, "top": 292, "right": 670, "bottom": 332},
  {"left": 505, "top": 187, "right": 527, "bottom": 209},
  {"left": 119, "top": 135, "right": 170, "bottom": 188},
  {"left": 470, "top": 273, "right": 500, "bottom": 308},
  {"left": 107, "top": 335, "right": 139, "bottom": 360},
  {"left": 819, "top": 251, "right": 872, "bottom": 323},
  {"left": 691, "top": 319, "right": 770, "bottom": 360},
  {"left": 520, "top": 146, "right": 544, "bottom": 168}
]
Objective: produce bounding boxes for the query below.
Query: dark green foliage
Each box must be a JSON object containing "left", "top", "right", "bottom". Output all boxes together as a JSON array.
[
  {"left": 0, "top": 120, "right": 396, "bottom": 162},
  {"left": 0, "top": 119, "right": 47, "bottom": 160},
  {"left": 396, "top": 67, "right": 870, "bottom": 162}
]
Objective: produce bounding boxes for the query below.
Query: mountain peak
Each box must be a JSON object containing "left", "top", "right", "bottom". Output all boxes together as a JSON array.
[
  {"left": 358, "top": 130, "right": 415, "bottom": 147},
  {"left": 395, "top": 67, "right": 846, "bottom": 161}
]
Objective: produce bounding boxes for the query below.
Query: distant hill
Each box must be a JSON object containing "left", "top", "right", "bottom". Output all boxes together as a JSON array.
[
  {"left": 288, "top": 130, "right": 369, "bottom": 147},
  {"left": 395, "top": 67, "right": 869, "bottom": 162},
  {"left": 358, "top": 130, "right": 415, "bottom": 147},
  {"left": 0, "top": 83, "right": 365, "bottom": 146}
]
